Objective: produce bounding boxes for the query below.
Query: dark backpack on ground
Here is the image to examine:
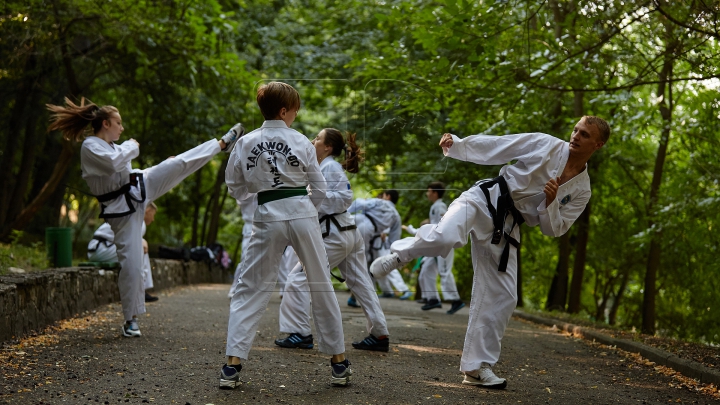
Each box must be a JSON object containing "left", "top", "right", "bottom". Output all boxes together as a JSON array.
[{"left": 158, "top": 246, "right": 190, "bottom": 262}]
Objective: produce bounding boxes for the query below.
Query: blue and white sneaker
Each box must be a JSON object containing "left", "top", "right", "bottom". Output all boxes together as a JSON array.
[
  {"left": 221, "top": 123, "right": 245, "bottom": 152},
  {"left": 121, "top": 319, "right": 141, "bottom": 337},
  {"left": 274, "top": 333, "right": 314, "bottom": 349},
  {"left": 399, "top": 291, "right": 413, "bottom": 300},
  {"left": 219, "top": 364, "right": 242, "bottom": 389},
  {"left": 330, "top": 359, "right": 352, "bottom": 386},
  {"left": 347, "top": 296, "right": 360, "bottom": 308}
]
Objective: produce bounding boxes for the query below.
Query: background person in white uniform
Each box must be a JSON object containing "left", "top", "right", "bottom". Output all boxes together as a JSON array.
[
  {"left": 374, "top": 190, "right": 411, "bottom": 300},
  {"left": 404, "top": 182, "right": 464, "bottom": 314},
  {"left": 48, "top": 97, "right": 241, "bottom": 338},
  {"left": 221, "top": 82, "right": 351, "bottom": 389},
  {"left": 87, "top": 203, "right": 159, "bottom": 302},
  {"left": 276, "top": 128, "right": 391, "bottom": 353},
  {"left": 372, "top": 116, "right": 610, "bottom": 389}
]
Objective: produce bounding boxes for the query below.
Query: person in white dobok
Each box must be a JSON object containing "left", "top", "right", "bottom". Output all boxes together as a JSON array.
[
  {"left": 372, "top": 116, "right": 610, "bottom": 389},
  {"left": 88, "top": 203, "right": 159, "bottom": 302},
  {"left": 222, "top": 82, "right": 351, "bottom": 389},
  {"left": 48, "top": 98, "right": 242, "bottom": 339},
  {"left": 345, "top": 194, "right": 396, "bottom": 307},
  {"left": 276, "top": 128, "right": 391, "bottom": 353},
  {"left": 373, "top": 190, "right": 412, "bottom": 300},
  {"left": 403, "top": 182, "right": 464, "bottom": 314}
]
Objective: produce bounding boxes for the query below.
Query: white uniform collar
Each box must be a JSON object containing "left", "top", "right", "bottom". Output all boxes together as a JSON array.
[
  {"left": 261, "top": 120, "right": 289, "bottom": 128},
  {"left": 319, "top": 155, "right": 337, "bottom": 167}
]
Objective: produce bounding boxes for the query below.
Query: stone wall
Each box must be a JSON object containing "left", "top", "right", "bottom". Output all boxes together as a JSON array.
[{"left": 0, "top": 259, "right": 231, "bottom": 343}]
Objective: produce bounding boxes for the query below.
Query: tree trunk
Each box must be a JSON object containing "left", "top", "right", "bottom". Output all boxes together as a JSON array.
[
  {"left": 190, "top": 168, "right": 203, "bottom": 247},
  {"left": 642, "top": 30, "right": 676, "bottom": 335},
  {"left": 0, "top": 54, "right": 36, "bottom": 226},
  {"left": 0, "top": 139, "right": 77, "bottom": 240},
  {"left": 608, "top": 265, "right": 631, "bottom": 325},
  {"left": 546, "top": 233, "right": 570, "bottom": 311},
  {"left": 206, "top": 157, "right": 229, "bottom": 245},
  {"left": 568, "top": 202, "right": 590, "bottom": 313},
  {"left": 6, "top": 79, "right": 43, "bottom": 223}
]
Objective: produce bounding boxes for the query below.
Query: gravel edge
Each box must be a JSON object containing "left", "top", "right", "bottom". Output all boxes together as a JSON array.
[{"left": 513, "top": 309, "right": 720, "bottom": 386}]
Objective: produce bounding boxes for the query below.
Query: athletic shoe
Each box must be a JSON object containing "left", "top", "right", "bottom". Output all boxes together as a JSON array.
[
  {"left": 378, "top": 292, "right": 395, "bottom": 298},
  {"left": 121, "top": 319, "right": 141, "bottom": 337},
  {"left": 370, "top": 253, "right": 410, "bottom": 279},
  {"left": 421, "top": 299, "right": 442, "bottom": 311},
  {"left": 144, "top": 292, "right": 159, "bottom": 302},
  {"left": 462, "top": 366, "right": 507, "bottom": 389},
  {"left": 347, "top": 296, "right": 360, "bottom": 308},
  {"left": 274, "top": 333, "right": 314, "bottom": 349},
  {"left": 221, "top": 123, "right": 245, "bottom": 152},
  {"left": 352, "top": 335, "right": 389, "bottom": 352},
  {"left": 446, "top": 300, "right": 466, "bottom": 315},
  {"left": 399, "top": 291, "right": 413, "bottom": 300},
  {"left": 330, "top": 359, "right": 352, "bottom": 386},
  {"left": 219, "top": 364, "right": 242, "bottom": 389}
]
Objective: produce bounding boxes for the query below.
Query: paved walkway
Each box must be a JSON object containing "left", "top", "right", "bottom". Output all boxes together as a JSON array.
[{"left": 1, "top": 284, "right": 714, "bottom": 404}]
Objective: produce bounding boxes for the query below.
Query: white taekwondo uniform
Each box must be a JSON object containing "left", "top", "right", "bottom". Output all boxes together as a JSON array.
[
  {"left": 375, "top": 204, "right": 409, "bottom": 294},
  {"left": 88, "top": 221, "right": 154, "bottom": 290},
  {"left": 228, "top": 195, "right": 258, "bottom": 297},
  {"left": 225, "top": 120, "right": 345, "bottom": 359},
  {"left": 349, "top": 198, "right": 396, "bottom": 265},
  {"left": 278, "top": 156, "right": 389, "bottom": 338},
  {"left": 390, "top": 132, "right": 590, "bottom": 372},
  {"left": 413, "top": 199, "right": 460, "bottom": 302},
  {"left": 81, "top": 136, "right": 220, "bottom": 321}
]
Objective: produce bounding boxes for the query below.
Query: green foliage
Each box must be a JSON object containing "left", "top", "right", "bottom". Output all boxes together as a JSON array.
[
  {"left": 2, "top": 0, "right": 720, "bottom": 344},
  {"left": 0, "top": 232, "right": 47, "bottom": 275}
]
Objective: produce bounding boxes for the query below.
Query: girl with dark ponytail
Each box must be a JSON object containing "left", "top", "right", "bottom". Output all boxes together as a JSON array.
[
  {"left": 276, "top": 128, "right": 392, "bottom": 353},
  {"left": 47, "top": 97, "right": 244, "bottom": 338}
]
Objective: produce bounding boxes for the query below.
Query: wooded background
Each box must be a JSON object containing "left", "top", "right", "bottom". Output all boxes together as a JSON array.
[{"left": 1, "top": 0, "right": 718, "bottom": 343}]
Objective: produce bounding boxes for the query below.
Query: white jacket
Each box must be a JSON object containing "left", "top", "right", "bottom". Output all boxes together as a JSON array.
[
  {"left": 226, "top": 120, "right": 326, "bottom": 222},
  {"left": 445, "top": 132, "right": 590, "bottom": 237}
]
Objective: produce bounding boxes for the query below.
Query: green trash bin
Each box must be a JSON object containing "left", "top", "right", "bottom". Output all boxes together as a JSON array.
[{"left": 46, "top": 227, "right": 73, "bottom": 268}]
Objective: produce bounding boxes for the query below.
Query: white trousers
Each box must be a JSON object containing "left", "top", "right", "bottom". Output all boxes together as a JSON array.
[
  {"left": 107, "top": 140, "right": 220, "bottom": 321},
  {"left": 88, "top": 243, "right": 153, "bottom": 289},
  {"left": 278, "top": 228, "right": 389, "bottom": 338},
  {"left": 418, "top": 250, "right": 460, "bottom": 301},
  {"left": 229, "top": 229, "right": 252, "bottom": 296},
  {"left": 227, "top": 217, "right": 345, "bottom": 359},
  {"left": 391, "top": 184, "right": 518, "bottom": 372},
  {"left": 277, "top": 246, "right": 297, "bottom": 295}
]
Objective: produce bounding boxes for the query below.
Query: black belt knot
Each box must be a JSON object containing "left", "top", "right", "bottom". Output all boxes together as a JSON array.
[{"left": 476, "top": 176, "right": 525, "bottom": 272}]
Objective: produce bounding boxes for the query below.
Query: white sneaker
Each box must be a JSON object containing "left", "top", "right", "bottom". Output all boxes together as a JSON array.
[
  {"left": 221, "top": 123, "right": 245, "bottom": 152},
  {"left": 462, "top": 366, "right": 507, "bottom": 389},
  {"left": 370, "top": 253, "right": 409, "bottom": 279},
  {"left": 121, "top": 319, "right": 141, "bottom": 337}
]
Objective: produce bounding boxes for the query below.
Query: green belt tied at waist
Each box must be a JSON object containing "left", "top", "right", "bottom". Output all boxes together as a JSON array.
[{"left": 257, "top": 186, "right": 308, "bottom": 205}]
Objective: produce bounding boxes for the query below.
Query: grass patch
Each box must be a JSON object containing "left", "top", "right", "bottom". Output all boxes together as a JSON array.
[{"left": 0, "top": 231, "right": 48, "bottom": 275}]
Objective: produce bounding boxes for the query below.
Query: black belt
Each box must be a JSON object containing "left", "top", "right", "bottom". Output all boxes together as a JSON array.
[
  {"left": 257, "top": 186, "right": 308, "bottom": 205},
  {"left": 88, "top": 236, "right": 113, "bottom": 252},
  {"left": 476, "top": 176, "right": 525, "bottom": 272},
  {"left": 96, "top": 173, "right": 146, "bottom": 219},
  {"left": 318, "top": 211, "right": 357, "bottom": 238}
]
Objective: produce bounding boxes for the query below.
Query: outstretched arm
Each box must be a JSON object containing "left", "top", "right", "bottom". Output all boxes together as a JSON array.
[{"left": 441, "top": 132, "right": 559, "bottom": 166}]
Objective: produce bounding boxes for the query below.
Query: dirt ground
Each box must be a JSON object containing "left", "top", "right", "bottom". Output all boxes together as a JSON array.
[{"left": 1, "top": 284, "right": 717, "bottom": 404}]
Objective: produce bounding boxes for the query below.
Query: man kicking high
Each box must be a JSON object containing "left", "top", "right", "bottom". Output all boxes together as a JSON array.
[{"left": 371, "top": 116, "right": 610, "bottom": 389}]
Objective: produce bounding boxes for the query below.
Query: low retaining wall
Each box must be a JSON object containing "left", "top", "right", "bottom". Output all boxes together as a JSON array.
[{"left": 0, "top": 259, "right": 231, "bottom": 343}]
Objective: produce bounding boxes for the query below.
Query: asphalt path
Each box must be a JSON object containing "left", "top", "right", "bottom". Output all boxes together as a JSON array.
[{"left": 1, "top": 284, "right": 714, "bottom": 404}]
